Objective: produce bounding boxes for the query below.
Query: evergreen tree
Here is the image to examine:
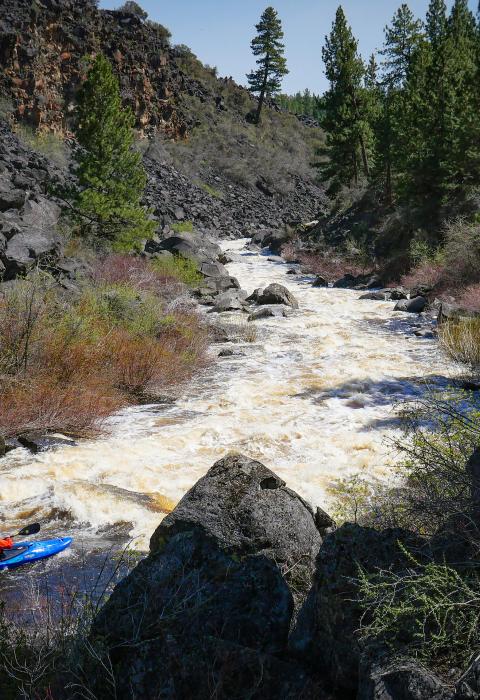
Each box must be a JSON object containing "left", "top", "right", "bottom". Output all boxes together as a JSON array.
[
  {"left": 382, "top": 4, "right": 424, "bottom": 88},
  {"left": 376, "top": 5, "right": 424, "bottom": 203},
  {"left": 74, "top": 54, "right": 154, "bottom": 249},
  {"left": 247, "top": 7, "right": 289, "bottom": 124},
  {"left": 322, "top": 6, "right": 371, "bottom": 194}
]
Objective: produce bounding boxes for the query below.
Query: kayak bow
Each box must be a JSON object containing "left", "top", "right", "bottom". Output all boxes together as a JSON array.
[{"left": 0, "top": 537, "right": 72, "bottom": 571}]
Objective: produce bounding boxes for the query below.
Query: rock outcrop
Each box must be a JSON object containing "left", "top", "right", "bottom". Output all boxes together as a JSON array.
[
  {"left": 290, "top": 523, "right": 424, "bottom": 695},
  {"left": 88, "top": 454, "right": 329, "bottom": 699}
]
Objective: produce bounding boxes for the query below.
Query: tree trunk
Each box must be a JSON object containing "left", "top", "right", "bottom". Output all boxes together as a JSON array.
[
  {"left": 352, "top": 150, "right": 359, "bottom": 185},
  {"left": 359, "top": 133, "right": 370, "bottom": 178},
  {"left": 255, "top": 58, "right": 270, "bottom": 124}
]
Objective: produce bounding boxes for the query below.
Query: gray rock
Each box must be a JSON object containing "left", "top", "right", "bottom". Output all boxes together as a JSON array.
[
  {"left": 359, "top": 648, "right": 453, "bottom": 700},
  {"left": 17, "top": 433, "right": 77, "bottom": 454},
  {"left": 287, "top": 269, "right": 298, "bottom": 275},
  {"left": 218, "top": 348, "right": 246, "bottom": 357},
  {"left": 248, "top": 305, "right": 293, "bottom": 321},
  {"left": 151, "top": 454, "right": 323, "bottom": 582},
  {"left": 438, "top": 303, "right": 480, "bottom": 325},
  {"left": 211, "top": 290, "right": 246, "bottom": 312},
  {"left": 394, "top": 297, "right": 428, "bottom": 313},
  {"left": 0, "top": 178, "right": 26, "bottom": 211},
  {"left": 312, "top": 275, "right": 328, "bottom": 288},
  {"left": 456, "top": 654, "right": 480, "bottom": 699},
  {"left": 200, "top": 260, "right": 229, "bottom": 278},
  {"left": 88, "top": 455, "right": 327, "bottom": 698},
  {"left": 333, "top": 273, "right": 358, "bottom": 289},
  {"left": 257, "top": 283, "right": 299, "bottom": 309}
]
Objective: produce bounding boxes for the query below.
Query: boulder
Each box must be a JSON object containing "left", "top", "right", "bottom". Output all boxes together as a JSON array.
[
  {"left": 456, "top": 655, "right": 480, "bottom": 699},
  {"left": 88, "top": 455, "right": 327, "bottom": 699},
  {"left": 359, "top": 648, "right": 453, "bottom": 700},
  {"left": 290, "top": 523, "right": 424, "bottom": 694},
  {"left": 211, "top": 290, "right": 247, "bottom": 313},
  {"left": 360, "top": 288, "right": 408, "bottom": 301},
  {"left": 333, "top": 273, "right": 359, "bottom": 289},
  {"left": 286, "top": 269, "right": 298, "bottom": 276},
  {"left": 410, "top": 284, "right": 433, "bottom": 299},
  {"left": 438, "top": 303, "right": 480, "bottom": 325},
  {"left": 257, "top": 283, "right": 299, "bottom": 309},
  {"left": 0, "top": 197, "right": 62, "bottom": 279},
  {"left": 312, "top": 275, "right": 328, "bottom": 288},
  {"left": 0, "top": 177, "right": 26, "bottom": 211},
  {"left": 248, "top": 305, "right": 293, "bottom": 321},
  {"left": 394, "top": 297, "right": 427, "bottom": 313},
  {"left": 200, "top": 260, "right": 229, "bottom": 278},
  {"left": 17, "top": 433, "right": 76, "bottom": 454},
  {"left": 148, "top": 232, "right": 222, "bottom": 267},
  {"left": 250, "top": 229, "right": 293, "bottom": 254}
]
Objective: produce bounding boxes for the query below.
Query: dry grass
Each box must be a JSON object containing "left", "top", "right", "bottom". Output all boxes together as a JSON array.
[{"left": 439, "top": 319, "right": 480, "bottom": 372}]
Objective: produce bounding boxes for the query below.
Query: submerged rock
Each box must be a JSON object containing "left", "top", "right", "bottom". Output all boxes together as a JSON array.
[{"left": 248, "top": 305, "right": 293, "bottom": 321}]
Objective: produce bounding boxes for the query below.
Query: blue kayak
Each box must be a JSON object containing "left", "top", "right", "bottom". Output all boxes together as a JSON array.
[{"left": 0, "top": 537, "right": 72, "bottom": 571}]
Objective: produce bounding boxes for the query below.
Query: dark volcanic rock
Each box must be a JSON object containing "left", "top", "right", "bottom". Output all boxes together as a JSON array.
[
  {"left": 358, "top": 648, "right": 452, "bottom": 700},
  {"left": 290, "top": 523, "right": 424, "bottom": 694},
  {"left": 312, "top": 275, "right": 328, "bottom": 288},
  {"left": 257, "top": 283, "right": 299, "bottom": 309},
  {"left": 394, "top": 296, "right": 428, "bottom": 313},
  {"left": 88, "top": 455, "right": 328, "bottom": 699},
  {"left": 150, "top": 454, "right": 323, "bottom": 602}
]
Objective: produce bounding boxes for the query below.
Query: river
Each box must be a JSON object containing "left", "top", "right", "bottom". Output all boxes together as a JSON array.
[{"left": 0, "top": 239, "right": 451, "bottom": 558}]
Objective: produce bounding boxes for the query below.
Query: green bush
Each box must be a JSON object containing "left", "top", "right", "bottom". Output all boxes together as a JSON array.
[
  {"left": 171, "top": 220, "right": 194, "bottom": 233},
  {"left": 358, "top": 549, "right": 480, "bottom": 665},
  {"left": 151, "top": 255, "right": 202, "bottom": 287}
]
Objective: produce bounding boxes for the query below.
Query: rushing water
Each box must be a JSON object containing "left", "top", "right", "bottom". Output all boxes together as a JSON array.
[{"left": 0, "top": 239, "right": 452, "bottom": 553}]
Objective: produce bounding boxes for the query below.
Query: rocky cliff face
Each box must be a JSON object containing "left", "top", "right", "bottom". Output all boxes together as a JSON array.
[{"left": 0, "top": 0, "right": 185, "bottom": 138}]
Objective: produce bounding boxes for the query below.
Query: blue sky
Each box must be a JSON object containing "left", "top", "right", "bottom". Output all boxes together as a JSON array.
[{"left": 99, "top": 1, "right": 478, "bottom": 94}]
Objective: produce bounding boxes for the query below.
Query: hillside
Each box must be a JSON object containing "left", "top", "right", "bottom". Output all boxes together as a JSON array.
[{"left": 0, "top": 0, "right": 325, "bottom": 244}]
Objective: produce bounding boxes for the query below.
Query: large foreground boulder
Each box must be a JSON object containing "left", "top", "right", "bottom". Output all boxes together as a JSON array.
[
  {"left": 88, "top": 455, "right": 329, "bottom": 699},
  {"left": 146, "top": 231, "right": 222, "bottom": 267}
]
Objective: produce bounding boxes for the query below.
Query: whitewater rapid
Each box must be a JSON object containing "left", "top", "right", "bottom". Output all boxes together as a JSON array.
[{"left": 0, "top": 240, "right": 451, "bottom": 548}]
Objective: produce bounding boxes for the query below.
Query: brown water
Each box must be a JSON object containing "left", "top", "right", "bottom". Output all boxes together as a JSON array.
[{"left": 0, "top": 240, "right": 453, "bottom": 553}]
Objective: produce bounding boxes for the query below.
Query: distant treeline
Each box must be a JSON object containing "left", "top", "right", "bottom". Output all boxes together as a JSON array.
[{"left": 276, "top": 90, "right": 325, "bottom": 121}]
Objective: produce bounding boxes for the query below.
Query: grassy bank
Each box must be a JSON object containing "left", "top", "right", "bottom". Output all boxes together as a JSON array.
[{"left": 0, "top": 254, "right": 208, "bottom": 441}]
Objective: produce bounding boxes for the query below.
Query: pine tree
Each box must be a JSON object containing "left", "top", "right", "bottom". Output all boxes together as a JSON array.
[
  {"left": 382, "top": 4, "right": 424, "bottom": 88},
  {"left": 247, "top": 7, "right": 289, "bottom": 124},
  {"left": 376, "top": 5, "right": 424, "bottom": 203},
  {"left": 321, "top": 6, "right": 371, "bottom": 194},
  {"left": 74, "top": 54, "right": 154, "bottom": 250}
]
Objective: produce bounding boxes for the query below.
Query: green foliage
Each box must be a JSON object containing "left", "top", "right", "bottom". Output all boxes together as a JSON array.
[
  {"left": 73, "top": 54, "right": 154, "bottom": 250},
  {"left": 150, "top": 255, "right": 202, "bottom": 287},
  {"left": 321, "top": 7, "right": 373, "bottom": 195},
  {"left": 171, "top": 220, "right": 194, "bottom": 233},
  {"left": 117, "top": 1, "right": 148, "bottom": 19},
  {"left": 247, "top": 7, "right": 289, "bottom": 124},
  {"left": 276, "top": 89, "right": 325, "bottom": 121},
  {"left": 358, "top": 551, "right": 480, "bottom": 665}
]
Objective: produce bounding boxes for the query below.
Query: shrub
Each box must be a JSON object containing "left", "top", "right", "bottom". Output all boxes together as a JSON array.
[
  {"left": 400, "top": 261, "right": 445, "bottom": 291},
  {"left": 443, "top": 218, "right": 480, "bottom": 288},
  {"left": 150, "top": 255, "right": 202, "bottom": 287},
  {"left": 14, "top": 124, "right": 69, "bottom": 169},
  {"left": 456, "top": 284, "right": 480, "bottom": 312},
  {"left": 358, "top": 550, "right": 480, "bottom": 665},
  {"left": 171, "top": 220, "right": 194, "bottom": 233},
  {"left": 439, "top": 319, "right": 480, "bottom": 373}
]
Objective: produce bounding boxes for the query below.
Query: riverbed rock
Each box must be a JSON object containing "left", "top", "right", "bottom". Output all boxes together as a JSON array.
[
  {"left": 312, "top": 275, "right": 328, "bottom": 288},
  {"left": 394, "top": 296, "right": 428, "bottom": 313},
  {"left": 256, "top": 283, "right": 299, "bottom": 309},
  {"left": 360, "top": 288, "right": 408, "bottom": 301},
  {"left": 211, "top": 290, "right": 248, "bottom": 312},
  {"left": 88, "top": 455, "right": 327, "bottom": 698},
  {"left": 248, "top": 305, "right": 293, "bottom": 321},
  {"left": 290, "top": 523, "right": 424, "bottom": 694},
  {"left": 438, "top": 302, "right": 480, "bottom": 325},
  {"left": 250, "top": 228, "right": 294, "bottom": 254},
  {"left": 147, "top": 231, "right": 222, "bottom": 267}
]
